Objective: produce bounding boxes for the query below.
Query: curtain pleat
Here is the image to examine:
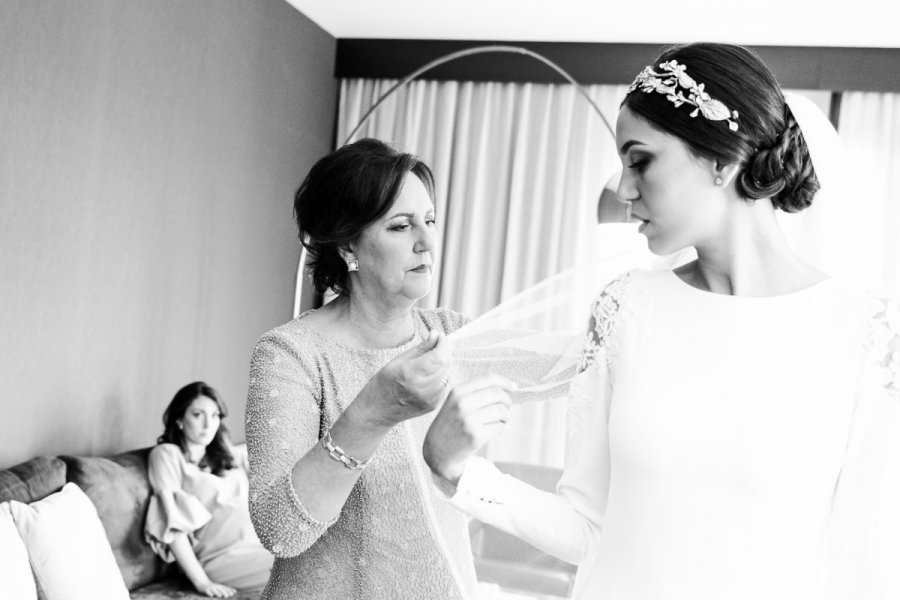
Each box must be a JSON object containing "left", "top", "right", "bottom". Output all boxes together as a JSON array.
[{"left": 838, "top": 92, "right": 900, "bottom": 297}]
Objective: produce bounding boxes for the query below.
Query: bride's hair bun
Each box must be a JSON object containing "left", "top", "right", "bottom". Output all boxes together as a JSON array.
[{"left": 739, "top": 109, "right": 819, "bottom": 213}]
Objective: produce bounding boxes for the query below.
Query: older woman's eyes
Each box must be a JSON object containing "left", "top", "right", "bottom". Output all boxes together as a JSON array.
[{"left": 389, "top": 223, "right": 410, "bottom": 232}]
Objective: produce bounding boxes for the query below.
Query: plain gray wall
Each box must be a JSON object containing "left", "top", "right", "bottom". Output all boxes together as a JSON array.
[{"left": 0, "top": 0, "right": 337, "bottom": 467}]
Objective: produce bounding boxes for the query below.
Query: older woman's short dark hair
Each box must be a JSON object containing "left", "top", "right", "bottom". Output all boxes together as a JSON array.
[
  {"left": 294, "top": 138, "right": 435, "bottom": 296},
  {"left": 622, "top": 43, "right": 819, "bottom": 213}
]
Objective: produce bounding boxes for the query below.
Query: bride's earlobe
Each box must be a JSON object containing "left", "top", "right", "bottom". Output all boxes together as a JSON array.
[{"left": 714, "top": 162, "right": 741, "bottom": 187}]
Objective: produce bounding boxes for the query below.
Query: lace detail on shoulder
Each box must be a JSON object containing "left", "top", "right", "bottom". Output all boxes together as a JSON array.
[
  {"left": 577, "top": 271, "right": 631, "bottom": 374},
  {"left": 865, "top": 294, "right": 900, "bottom": 399}
]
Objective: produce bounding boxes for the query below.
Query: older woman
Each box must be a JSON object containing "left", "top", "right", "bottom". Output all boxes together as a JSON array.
[{"left": 245, "top": 138, "right": 512, "bottom": 599}]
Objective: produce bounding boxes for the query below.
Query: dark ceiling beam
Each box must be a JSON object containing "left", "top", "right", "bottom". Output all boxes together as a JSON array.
[{"left": 335, "top": 40, "right": 900, "bottom": 92}]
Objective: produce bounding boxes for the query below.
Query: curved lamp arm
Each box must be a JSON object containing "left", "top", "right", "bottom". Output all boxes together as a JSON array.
[{"left": 342, "top": 45, "right": 616, "bottom": 145}]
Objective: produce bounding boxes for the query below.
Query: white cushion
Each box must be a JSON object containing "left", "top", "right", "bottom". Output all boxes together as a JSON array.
[
  {"left": 8, "top": 482, "right": 129, "bottom": 600},
  {"left": 0, "top": 502, "right": 37, "bottom": 600}
]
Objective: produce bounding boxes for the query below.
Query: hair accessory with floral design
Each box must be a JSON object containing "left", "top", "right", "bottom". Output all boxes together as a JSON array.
[{"left": 626, "top": 60, "right": 740, "bottom": 132}]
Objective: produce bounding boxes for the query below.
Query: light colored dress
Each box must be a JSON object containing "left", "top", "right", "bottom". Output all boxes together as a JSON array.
[
  {"left": 145, "top": 443, "right": 274, "bottom": 589},
  {"left": 246, "top": 307, "right": 477, "bottom": 600},
  {"left": 450, "top": 269, "right": 900, "bottom": 600}
]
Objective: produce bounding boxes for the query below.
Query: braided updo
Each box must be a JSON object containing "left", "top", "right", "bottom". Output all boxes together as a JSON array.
[
  {"left": 622, "top": 42, "right": 819, "bottom": 213},
  {"left": 739, "top": 108, "right": 819, "bottom": 212}
]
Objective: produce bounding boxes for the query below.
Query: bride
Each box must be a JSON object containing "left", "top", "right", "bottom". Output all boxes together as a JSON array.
[{"left": 424, "top": 42, "right": 900, "bottom": 599}]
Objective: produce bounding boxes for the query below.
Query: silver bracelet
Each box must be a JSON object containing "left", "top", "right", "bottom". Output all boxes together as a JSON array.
[{"left": 321, "top": 428, "right": 372, "bottom": 471}]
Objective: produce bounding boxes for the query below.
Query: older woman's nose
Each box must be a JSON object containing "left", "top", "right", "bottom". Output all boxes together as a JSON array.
[{"left": 415, "top": 224, "right": 437, "bottom": 252}]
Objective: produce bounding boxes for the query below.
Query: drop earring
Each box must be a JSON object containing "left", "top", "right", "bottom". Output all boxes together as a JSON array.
[{"left": 346, "top": 259, "right": 359, "bottom": 272}]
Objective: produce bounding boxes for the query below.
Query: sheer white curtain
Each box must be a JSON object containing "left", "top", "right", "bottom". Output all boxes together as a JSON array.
[
  {"left": 837, "top": 91, "right": 900, "bottom": 297},
  {"left": 332, "top": 78, "right": 625, "bottom": 467}
]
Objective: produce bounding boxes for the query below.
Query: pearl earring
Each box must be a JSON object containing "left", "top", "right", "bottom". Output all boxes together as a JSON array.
[
  {"left": 715, "top": 176, "right": 723, "bottom": 186},
  {"left": 346, "top": 259, "right": 359, "bottom": 272}
]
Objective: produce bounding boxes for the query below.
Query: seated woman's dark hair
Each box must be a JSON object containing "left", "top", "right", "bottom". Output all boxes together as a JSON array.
[
  {"left": 294, "top": 138, "right": 436, "bottom": 296},
  {"left": 158, "top": 381, "right": 235, "bottom": 476},
  {"left": 622, "top": 42, "right": 819, "bottom": 213}
]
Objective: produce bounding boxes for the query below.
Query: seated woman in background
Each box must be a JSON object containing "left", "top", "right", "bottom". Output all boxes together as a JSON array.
[{"left": 145, "top": 381, "right": 274, "bottom": 598}]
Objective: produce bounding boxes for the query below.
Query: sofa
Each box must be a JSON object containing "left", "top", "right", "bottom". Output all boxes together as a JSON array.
[
  {"left": 0, "top": 447, "right": 264, "bottom": 600},
  {"left": 2, "top": 449, "right": 575, "bottom": 600}
]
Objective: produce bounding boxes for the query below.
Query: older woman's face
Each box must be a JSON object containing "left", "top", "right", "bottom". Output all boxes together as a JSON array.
[{"left": 349, "top": 173, "right": 437, "bottom": 306}]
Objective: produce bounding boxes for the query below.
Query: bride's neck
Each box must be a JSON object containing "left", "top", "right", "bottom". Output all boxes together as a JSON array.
[{"left": 683, "top": 202, "right": 824, "bottom": 296}]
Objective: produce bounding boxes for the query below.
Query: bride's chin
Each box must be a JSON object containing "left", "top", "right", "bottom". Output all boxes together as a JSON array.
[{"left": 645, "top": 237, "right": 682, "bottom": 257}]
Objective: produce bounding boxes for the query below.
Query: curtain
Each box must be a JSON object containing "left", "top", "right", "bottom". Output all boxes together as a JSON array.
[
  {"left": 330, "top": 78, "right": 626, "bottom": 467},
  {"left": 836, "top": 91, "right": 900, "bottom": 297}
]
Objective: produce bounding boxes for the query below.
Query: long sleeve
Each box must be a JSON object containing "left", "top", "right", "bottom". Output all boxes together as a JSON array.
[
  {"left": 245, "top": 330, "right": 338, "bottom": 558},
  {"left": 230, "top": 443, "right": 250, "bottom": 473},
  {"left": 445, "top": 274, "right": 629, "bottom": 565},
  {"left": 823, "top": 295, "right": 900, "bottom": 598},
  {"left": 144, "top": 444, "right": 213, "bottom": 562}
]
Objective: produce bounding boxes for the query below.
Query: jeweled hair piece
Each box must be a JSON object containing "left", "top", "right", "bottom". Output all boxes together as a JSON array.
[{"left": 626, "top": 60, "right": 740, "bottom": 132}]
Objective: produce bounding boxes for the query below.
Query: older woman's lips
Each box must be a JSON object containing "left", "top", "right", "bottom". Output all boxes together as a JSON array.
[{"left": 410, "top": 265, "right": 431, "bottom": 273}]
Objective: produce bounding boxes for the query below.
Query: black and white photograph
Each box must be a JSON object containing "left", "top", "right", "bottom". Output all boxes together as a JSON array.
[{"left": 1, "top": 2, "right": 898, "bottom": 599}]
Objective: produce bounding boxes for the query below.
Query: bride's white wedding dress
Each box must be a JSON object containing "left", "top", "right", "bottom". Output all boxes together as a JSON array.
[{"left": 448, "top": 268, "right": 900, "bottom": 599}]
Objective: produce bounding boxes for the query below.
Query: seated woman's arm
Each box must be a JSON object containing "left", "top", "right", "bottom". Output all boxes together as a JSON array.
[
  {"left": 168, "top": 536, "right": 235, "bottom": 598},
  {"left": 145, "top": 445, "right": 234, "bottom": 597}
]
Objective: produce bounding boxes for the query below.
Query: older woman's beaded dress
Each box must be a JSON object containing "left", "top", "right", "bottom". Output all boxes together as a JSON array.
[{"left": 246, "top": 307, "right": 476, "bottom": 600}]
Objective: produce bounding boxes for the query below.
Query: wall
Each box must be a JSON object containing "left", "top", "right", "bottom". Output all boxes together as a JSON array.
[{"left": 0, "top": 0, "right": 337, "bottom": 467}]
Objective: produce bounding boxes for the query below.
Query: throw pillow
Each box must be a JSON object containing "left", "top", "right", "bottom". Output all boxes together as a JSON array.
[
  {"left": 62, "top": 448, "right": 165, "bottom": 589},
  {"left": 9, "top": 482, "right": 129, "bottom": 600},
  {"left": 0, "top": 502, "right": 37, "bottom": 600}
]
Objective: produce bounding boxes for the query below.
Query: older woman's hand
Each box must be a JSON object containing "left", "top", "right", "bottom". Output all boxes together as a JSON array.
[
  {"left": 355, "top": 330, "right": 452, "bottom": 428},
  {"left": 422, "top": 374, "right": 516, "bottom": 486}
]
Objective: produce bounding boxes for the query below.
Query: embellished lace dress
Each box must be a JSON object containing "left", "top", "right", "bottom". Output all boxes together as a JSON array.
[
  {"left": 144, "top": 443, "right": 274, "bottom": 589},
  {"left": 449, "top": 269, "right": 900, "bottom": 600},
  {"left": 246, "top": 307, "right": 478, "bottom": 600}
]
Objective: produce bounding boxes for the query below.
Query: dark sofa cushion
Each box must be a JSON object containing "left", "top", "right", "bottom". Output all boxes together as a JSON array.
[
  {"left": 61, "top": 447, "right": 166, "bottom": 591},
  {"left": 0, "top": 456, "right": 66, "bottom": 503}
]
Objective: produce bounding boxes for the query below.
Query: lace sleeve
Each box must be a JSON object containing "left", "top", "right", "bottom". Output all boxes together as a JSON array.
[
  {"left": 577, "top": 271, "right": 630, "bottom": 375},
  {"left": 822, "top": 293, "right": 900, "bottom": 598},
  {"left": 866, "top": 295, "right": 900, "bottom": 398}
]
